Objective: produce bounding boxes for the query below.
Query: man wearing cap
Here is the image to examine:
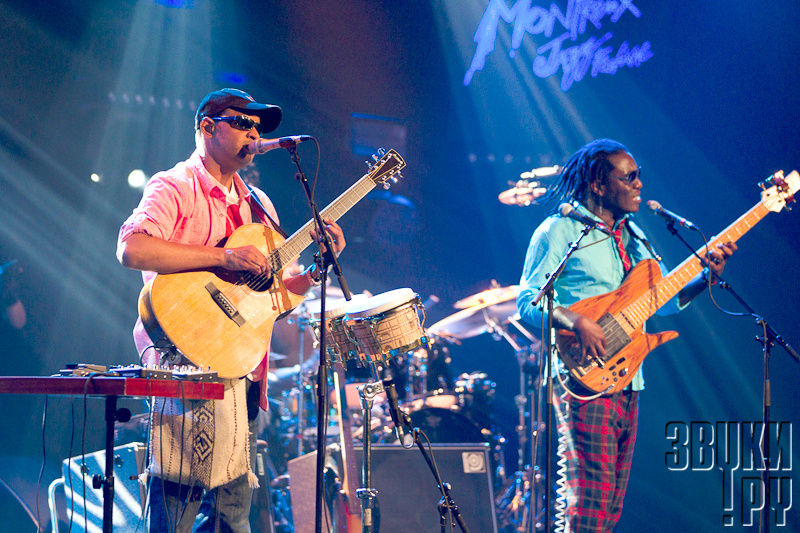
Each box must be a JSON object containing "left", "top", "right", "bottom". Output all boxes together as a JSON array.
[{"left": 117, "top": 88, "right": 345, "bottom": 531}]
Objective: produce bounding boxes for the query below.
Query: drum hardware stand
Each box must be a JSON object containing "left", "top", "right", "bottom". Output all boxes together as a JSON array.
[
  {"left": 485, "top": 315, "right": 546, "bottom": 531},
  {"left": 291, "top": 308, "right": 312, "bottom": 456},
  {"left": 660, "top": 217, "right": 800, "bottom": 533},
  {"left": 287, "top": 144, "right": 354, "bottom": 533},
  {"left": 530, "top": 222, "right": 596, "bottom": 533},
  {"left": 356, "top": 379, "right": 385, "bottom": 533}
]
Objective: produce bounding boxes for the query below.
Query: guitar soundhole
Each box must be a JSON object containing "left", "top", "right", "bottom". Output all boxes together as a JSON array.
[
  {"left": 244, "top": 273, "right": 275, "bottom": 292},
  {"left": 211, "top": 269, "right": 275, "bottom": 292}
]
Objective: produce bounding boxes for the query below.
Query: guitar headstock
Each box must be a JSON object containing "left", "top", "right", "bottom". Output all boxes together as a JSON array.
[
  {"left": 366, "top": 148, "right": 406, "bottom": 190},
  {"left": 760, "top": 170, "right": 799, "bottom": 212}
]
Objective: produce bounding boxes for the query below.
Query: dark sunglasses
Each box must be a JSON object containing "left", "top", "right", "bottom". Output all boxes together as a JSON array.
[
  {"left": 209, "top": 115, "right": 263, "bottom": 133},
  {"left": 613, "top": 167, "right": 641, "bottom": 185}
]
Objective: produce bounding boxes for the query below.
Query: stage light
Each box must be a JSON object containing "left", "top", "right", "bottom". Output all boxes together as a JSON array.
[
  {"left": 127, "top": 169, "right": 148, "bottom": 188},
  {"left": 90, "top": 173, "right": 101, "bottom": 183}
]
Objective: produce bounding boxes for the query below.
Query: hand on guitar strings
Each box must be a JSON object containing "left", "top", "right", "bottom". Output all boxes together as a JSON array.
[
  {"left": 554, "top": 306, "right": 606, "bottom": 364},
  {"left": 573, "top": 314, "right": 607, "bottom": 364},
  {"left": 309, "top": 218, "right": 346, "bottom": 257},
  {"left": 221, "top": 245, "right": 272, "bottom": 276}
]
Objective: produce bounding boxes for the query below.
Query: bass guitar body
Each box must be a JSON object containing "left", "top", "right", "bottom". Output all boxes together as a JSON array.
[{"left": 556, "top": 259, "right": 679, "bottom": 394}]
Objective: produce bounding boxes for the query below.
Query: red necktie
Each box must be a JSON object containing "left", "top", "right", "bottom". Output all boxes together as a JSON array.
[
  {"left": 225, "top": 203, "right": 244, "bottom": 237},
  {"left": 611, "top": 222, "right": 632, "bottom": 272}
]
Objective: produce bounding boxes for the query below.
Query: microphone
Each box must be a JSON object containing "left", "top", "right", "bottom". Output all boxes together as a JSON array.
[
  {"left": 559, "top": 203, "right": 599, "bottom": 227},
  {"left": 382, "top": 378, "right": 414, "bottom": 448},
  {"left": 246, "top": 135, "right": 313, "bottom": 154},
  {"left": 646, "top": 200, "right": 697, "bottom": 230}
]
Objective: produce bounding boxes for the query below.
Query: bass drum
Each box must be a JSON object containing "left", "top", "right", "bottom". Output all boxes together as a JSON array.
[
  {"left": 405, "top": 372, "right": 496, "bottom": 444},
  {"left": 407, "top": 406, "right": 492, "bottom": 444}
]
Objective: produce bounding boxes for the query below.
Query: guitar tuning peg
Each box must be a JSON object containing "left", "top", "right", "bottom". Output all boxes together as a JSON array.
[
  {"left": 377, "top": 148, "right": 386, "bottom": 156},
  {"left": 364, "top": 160, "right": 372, "bottom": 168},
  {"left": 383, "top": 182, "right": 391, "bottom": 190},
  {"left": 391, "top": 176, "right": 399, "bottom": 184}
]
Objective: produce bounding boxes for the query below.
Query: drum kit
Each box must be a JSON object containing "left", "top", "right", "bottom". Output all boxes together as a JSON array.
[{"left": 265, "top": 278, "right": 545, "bottom": 531}]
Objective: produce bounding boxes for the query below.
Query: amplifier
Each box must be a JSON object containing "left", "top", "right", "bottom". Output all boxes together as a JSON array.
[
  {"left": 288, "top": 443, "right": 497, "bottom": 533},
  {"left": 61, "top": 442, "right": 147, "bottom": 532}
]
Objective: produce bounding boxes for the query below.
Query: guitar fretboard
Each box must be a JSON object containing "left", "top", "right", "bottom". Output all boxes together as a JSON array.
[
  {"left": 621, "top": 201, "right": 772, "bottom": 328},
  {"left": 266, "top": 151, "right": 404, "bottom": 272}
]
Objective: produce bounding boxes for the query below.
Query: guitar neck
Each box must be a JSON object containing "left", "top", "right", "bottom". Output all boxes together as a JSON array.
[
  {"left": 627, "top": 200, "right": 771, "bottom": 324},
  {"left": 268, "top": 175, "right": 377, "bottom": 271}
]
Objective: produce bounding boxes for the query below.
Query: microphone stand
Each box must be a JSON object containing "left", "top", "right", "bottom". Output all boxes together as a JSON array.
[
  {"left": 660, "top": 220, "right": 799, "bottom": 533},
  {"left": 285, "top": 145, "right": 353, "bottom": 533},
  {"left": 389, "top": 409, "right": 470, "bottom": 533},
  {"left": 530, "top": 222, "right": 597, "bottom": 533}
]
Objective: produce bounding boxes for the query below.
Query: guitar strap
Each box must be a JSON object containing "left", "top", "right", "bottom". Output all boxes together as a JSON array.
[
  {"left": 243, "top": 182, "right": 288, "bottom": 418},
  {"left": 245, "top": 183, "right": 289, "bottom": 239}
]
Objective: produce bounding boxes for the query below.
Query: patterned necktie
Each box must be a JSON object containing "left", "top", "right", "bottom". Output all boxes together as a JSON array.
[{"left": 610, "top": 221, "right": 632, "bottom": 272}]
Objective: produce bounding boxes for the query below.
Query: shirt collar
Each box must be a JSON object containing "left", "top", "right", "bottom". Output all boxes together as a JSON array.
[
  {"left": 572, "top": 201, "right": 631, "bottom": 232},
  {"left": 188, "top": 149, "right": 252, "bottom": 202}
]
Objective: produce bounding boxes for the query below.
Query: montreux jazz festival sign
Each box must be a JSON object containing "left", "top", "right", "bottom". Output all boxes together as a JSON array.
[{"left": 463, "top": 0, "right": 653, "bottom": 91}]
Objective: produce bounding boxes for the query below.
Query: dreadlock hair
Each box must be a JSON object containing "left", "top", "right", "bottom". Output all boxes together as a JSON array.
[{"left": 544, "top": 139, "right": 629, "bottom": 213}]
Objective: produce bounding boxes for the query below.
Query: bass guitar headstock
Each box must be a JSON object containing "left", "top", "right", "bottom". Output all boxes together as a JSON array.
[{"left": 760, "top": 170, "right": 799, "bottom": 212}]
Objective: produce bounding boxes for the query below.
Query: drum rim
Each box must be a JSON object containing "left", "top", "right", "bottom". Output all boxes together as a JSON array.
[{"left": 344, "top": 288, "right": 418, "bottom": 318}]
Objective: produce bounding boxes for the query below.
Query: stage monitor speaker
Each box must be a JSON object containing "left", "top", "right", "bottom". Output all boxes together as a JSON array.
[
  {"left": 288, "top": 443, "right": 497, "bottom": 533},
  {"left": 61, "top": 442, "right": 146, "bottom": 532}
]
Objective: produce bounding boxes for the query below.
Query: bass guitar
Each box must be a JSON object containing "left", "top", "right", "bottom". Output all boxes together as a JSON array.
[
  {"left": 557, "top": 170, "right": 798, "bottom": 394},
  {"left": 137, "top": 149, "right": 406, "bottom": 378}
]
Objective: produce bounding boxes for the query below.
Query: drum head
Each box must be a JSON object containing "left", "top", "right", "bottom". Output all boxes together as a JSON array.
[
  {"left": 345, "top": 288, "right": 417, "bottom": 319},
  {"left": 408, "top": 407, "right": 488, "bottom": 443},
  {"left": 307, "top": 293, "right": 368, "bottom": 320}
]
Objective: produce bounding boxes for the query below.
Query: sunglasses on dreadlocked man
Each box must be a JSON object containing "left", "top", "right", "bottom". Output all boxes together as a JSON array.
[
  {"left": 208, "top": 115, "right": 265, "bottom": 134},
  {"left": 613, "top": 167, "right": 642, "bottom": 185}
]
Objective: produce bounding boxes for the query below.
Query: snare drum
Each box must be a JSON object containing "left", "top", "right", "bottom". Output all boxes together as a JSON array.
[
  {"left": 307, "top": 295, "right": 368, "bottom": 365},
  {"left": 344, "top": 288, "right": 427, "bottom": 365}
]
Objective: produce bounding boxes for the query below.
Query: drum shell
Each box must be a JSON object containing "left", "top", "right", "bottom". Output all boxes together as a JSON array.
[
  {"left": 345, "top": 300, "right": 427, "bottom": 364},
  {"left": 310, "top": 316, "right": 357, "bottom": 365}
]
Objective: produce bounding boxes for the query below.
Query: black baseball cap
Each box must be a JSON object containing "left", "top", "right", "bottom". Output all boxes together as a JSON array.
[{"left": 195, "top": 88, "right": 282, "bottom": 133}]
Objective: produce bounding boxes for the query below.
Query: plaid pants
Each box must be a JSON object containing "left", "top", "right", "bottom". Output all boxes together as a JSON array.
[{"left": 553, "top": 383, "right": 639, "bottom": 533}]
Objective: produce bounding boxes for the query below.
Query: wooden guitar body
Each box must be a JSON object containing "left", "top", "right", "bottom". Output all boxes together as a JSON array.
[
  {"left": 138, "top": 224, "right": 305, "bottom": 378},
  {"left": 556, "top": 259, "right": 679, "bottom": 393}
]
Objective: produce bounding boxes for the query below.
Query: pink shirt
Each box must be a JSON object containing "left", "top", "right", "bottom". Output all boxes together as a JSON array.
[{"left": 118, "top": 149, "right": 280, "bottom": 406}]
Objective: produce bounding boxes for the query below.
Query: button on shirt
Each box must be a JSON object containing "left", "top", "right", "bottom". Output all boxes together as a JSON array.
[{"left": 516, "top": 203, "right": 684, "bottom": 391}]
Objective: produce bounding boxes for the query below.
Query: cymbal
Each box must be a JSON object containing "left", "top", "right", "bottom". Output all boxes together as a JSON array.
[
  {"left": 498, "top": 182, "right": 548, "bottom": 206},
  {"left": 428, "top": 288, "right": 520, "bottom": 340},
  {"left": 453, "top": 285, "right": 519, "bottom": 309},
  {"left": 498, "top": 165, "right": 561, "bottom": 206}
]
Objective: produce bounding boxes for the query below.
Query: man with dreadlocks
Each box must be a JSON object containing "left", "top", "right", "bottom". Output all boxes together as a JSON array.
[{"left": 516, "top": 139, "right": 736, "bottom": 532}]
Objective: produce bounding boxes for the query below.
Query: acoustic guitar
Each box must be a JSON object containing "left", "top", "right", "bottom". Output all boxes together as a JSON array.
[
  {"left": 556, "top": 170, "right": 798, "bottom": 394},
  {"left": 137, "top": 149, "right": 406, "bottom": 378}
]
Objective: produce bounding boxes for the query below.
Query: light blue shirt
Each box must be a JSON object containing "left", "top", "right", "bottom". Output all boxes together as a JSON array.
[{"left": 516, "top": 203, "right": 683, "bottom": 391}]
